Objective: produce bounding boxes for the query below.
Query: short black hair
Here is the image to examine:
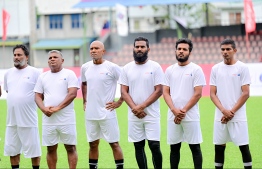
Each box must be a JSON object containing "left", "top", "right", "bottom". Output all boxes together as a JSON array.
[
  {"left": 175, "top": 38, "right": 193, "bottom": 52},
  {"left": 220, "top": 39, "right": 236, "bottom": 49},
  {"left": 134, "top": 37, "right": 149, "bottom": 48},
  {"left": 13, "top": 44, "right": 30, "bottom": 56}
]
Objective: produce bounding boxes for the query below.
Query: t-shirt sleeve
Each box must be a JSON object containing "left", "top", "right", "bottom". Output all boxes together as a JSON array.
[
  {"left": 209, "top": 66, "right": 216, "bottom": 86},
  {"left": 164, "top": 67, "right": 171, "bottom": 87},
  {"left": 34, "top": 75, "right": 44, "bottom": 94},
  {"left": 4, "top": 71, "right": 8, "bottom": 91},
  {"left": 113, "top": 64, "right": 122, "bottom": 81},
  {"left": 119, "top": 67, "right": 128, "bottom": 86},
  {"left": 68, "top": 70, "right": 79, "bottom": 89},
  {"left": 81, "top": 64, "right": 87, "bottom": 82},
  {"left": 241, "top": 65, "right": 251, "bottom": 86},
  {"left": 154, "top": 65, "right": 164, "bottom": 86},
  {"left": 193, "top": 67, "right": 206, "bottom": 87}
]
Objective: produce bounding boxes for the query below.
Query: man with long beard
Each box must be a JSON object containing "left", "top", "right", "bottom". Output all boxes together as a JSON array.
[
  {"left": 163, "top": 38, "right": 206, "bottom": 169},
  {"left": 4, "top": 44, "right": 41, "bottom": 169},
  {"left": 119, "top": 37, "right": 164, "bottom": 169}
]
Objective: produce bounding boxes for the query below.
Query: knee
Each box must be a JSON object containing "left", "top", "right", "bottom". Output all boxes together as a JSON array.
[
  {"left": 47, "top": 145, "right": 58, "bottom": 154},
  {"left": 134, "top": 140, "right": 145, "bottom": 150},
  {"left": 89, "top": 141, "right": 99, "bottom": 150},
  {"left": 110, "top": 142, "right": 120, "bottom": 151},
  {"left": 148, "top": 140, "right": 160, "bottom": 151},
  {"left": 65, "top": 145, "right": 76, "bottom": 154}
]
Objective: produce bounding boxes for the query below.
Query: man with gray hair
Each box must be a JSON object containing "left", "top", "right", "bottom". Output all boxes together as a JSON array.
[{"left": 34, "top": 50, "right": 79, "bottom": 169}]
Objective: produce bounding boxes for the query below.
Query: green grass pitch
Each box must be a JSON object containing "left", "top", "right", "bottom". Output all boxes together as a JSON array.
[{"left": 0, "top": 97, "right": 262, "bottom": 168}]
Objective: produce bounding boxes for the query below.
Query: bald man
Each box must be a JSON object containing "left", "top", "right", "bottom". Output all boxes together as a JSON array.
[{"left": 81, "top": 41, "right": 124, "bottom": 169}]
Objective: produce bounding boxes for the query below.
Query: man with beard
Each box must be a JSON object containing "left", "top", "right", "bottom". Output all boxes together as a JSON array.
[
  {"left": 34, "top": 50, "right": 79, "bottom": 169},
  {"left": 210, "top": 39, "right": 252, "bottom": 169},
  {"left": 4, "top": 44, "right": 41, "bottom": 169},
  {"left": 163, "top": 38, "right": 206, "bottom": 169},
  {"left": 119, "top": 37, "right": 164, "bottom": 169},
  {"left": 81, "top": 41, "right": 124, "bottom": 169}
]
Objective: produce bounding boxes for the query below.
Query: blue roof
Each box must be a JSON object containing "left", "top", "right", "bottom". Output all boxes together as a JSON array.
[
  {"left": 33, "top": 38, "right": 93, "bottom": 50},
  {"left": 73, "top": 0, "right": 241, "bottom": 8}
]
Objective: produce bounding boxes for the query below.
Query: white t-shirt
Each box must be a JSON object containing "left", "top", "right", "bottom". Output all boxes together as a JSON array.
[
  {"left": 164, "top": 62, "right": 206, "bottom": 121},
  {"left": 4, "top": 66, "right": 41, "bottom": 127},
  {"left": 119, "top": 60, "right": 164, "bottom": 121},
  {"left": 210, "top": 61, "right": 251, "bottom": 122},
  {"left": 81, "top": 60, "right": 121, "bottom": 120},
  {"left": 34, "top": 68, "right": 79, "bottom": 125}
]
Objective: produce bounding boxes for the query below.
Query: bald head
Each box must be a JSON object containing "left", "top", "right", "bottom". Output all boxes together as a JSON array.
[{"left": 90, "top": 40, "right": 105, "bottom": 50}]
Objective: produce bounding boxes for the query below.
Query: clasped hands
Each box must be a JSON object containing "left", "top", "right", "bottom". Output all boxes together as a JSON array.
[
  {"left": 43, "top": 106, "right": 60, "bottom": 117},
  {"left": 172, "top": 109, "right": 186, "bottom": 124},
  {"left": 132, "top": 105, "right": 147, "bottom": 119},
  {"left": 221, "top": 109, "right": 235, "bottom": 124}
]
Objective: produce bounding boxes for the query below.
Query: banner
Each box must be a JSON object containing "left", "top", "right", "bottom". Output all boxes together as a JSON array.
[
  {"left": 2, "top": 9, "right": 11, "bottom": 41},
  {"left": 244, "top": 0, "right": 256, "bottom": 33},
  {"left": 115, "top": 3, "right": 128, "bottom": 36}
]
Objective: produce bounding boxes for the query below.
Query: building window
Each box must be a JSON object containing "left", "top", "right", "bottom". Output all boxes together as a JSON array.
[
  {"left": 71, "top": 14, "right": 82, "bottom": 29},
  {"left": 36, "top": 16, "right": 40, "bottom": 29},
  {"left": 229, "top": 12, "right": 241, "bottom": 25},
  {"left": 74, "top": 49, "right": 80, "bottom": 66},
  {"left": 49, "top": 15, "right": 63, "bottom": 29}
]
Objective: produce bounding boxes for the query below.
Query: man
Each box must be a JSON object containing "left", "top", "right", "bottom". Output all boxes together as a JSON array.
[
  {"left": 0, "top": 84, "right": 2, "bottom": 97},
  {"left": 81, "top": 40, "right": 124, "bottom": 169},
  {"left": 119, "top": 37, "right": 163, "bottom": 169},
  {"left": 4, "top": 44, "right": 41, "bottom": 169},
  {"left": 163, "top": 38, "right": 206, "bottom": 169},
  {"left": 210, "top": 39, "right": 252, "bottom": 169},
  {"left": 34, "top": 50, "right": 78, "bottom": 169}
]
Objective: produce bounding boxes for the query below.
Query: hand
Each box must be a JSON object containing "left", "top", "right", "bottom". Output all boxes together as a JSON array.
[
  {"left": 50, "top": 106, "right": 60, "bottom": 113},
  {"left": 172, "top": 109, "right": 186, "bottom": 120},
  {"left": 221, "top": 115, "right": 233, "bottom": 124},
  {"left": 221, "top": 109, "right": 234, "bottom": 119},
  {"left": 174, "top": 116, "right": 182, "bottom": 124},
  {"left": 106, "top": 101, "right": 121, "bottom": 111},
  {"left": 135, "top": 111, "right": 147, "bottom": 119},
  {"left": 132, "top": 104, "right": 146, "bottom": 114},
  {"left": 43, "top": 106, "right": 54, "bottom": 117}
]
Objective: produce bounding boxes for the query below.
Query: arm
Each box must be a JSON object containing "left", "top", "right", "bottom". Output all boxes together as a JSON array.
[
  {"left": 210, "top": 85, "right": 234, "bottom": 122},
  {"left": 182, "top": 86, "right": 203, "bottom": 112},
  {"left": 121, "top": 84, "right": 146, "bottom": 118},
  {"left": 50, "top": 87, "right": 78, "bottom": 112},
  {"left": 0, "top": 86, "right": 1, "bottom": 97},
  {"left": 231, "top": 84, "right": 250, "bottom": 113},
  {"left": 35, "top": 92, "right": 53, "bottom": 117},
  {"left": 81, "top": 81, "right": 87, "bottom": 110},
  {"left": 163, "top": 85, "right": 185, "bottom": 124}
]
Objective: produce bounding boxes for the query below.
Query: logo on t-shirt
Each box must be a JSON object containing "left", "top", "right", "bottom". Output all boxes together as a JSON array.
[
  {"left": 145, "top": 72, "right": 153, "bottom": 74},
  {"left": 59, "top": 78, "right": 67, "bottom": 80},
  {"left": 185, "top": 73, "right": 192, "bottom": 76},
  {"left": 100, "top": 72, "right": 110, "bottom": 75},
  {"left": 23, "top": 76, "right": 30, "bottom": 79},
  {"left": 232, "top": 74, "right": 240, "bottom": 76}
]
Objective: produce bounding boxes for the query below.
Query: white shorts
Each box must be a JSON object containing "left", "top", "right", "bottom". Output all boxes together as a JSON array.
[
  {"left": 167, "top": 121, "right": 203, "bottom": 144},
  {"left": 128, "top": 120, "right": 160, "bottom": 142},
  {"left": 213, "top": 121, "right": 249, "bottom": 146},
  {"left": 42, "top": 125, "right": 77, "bottom": 146},
  {"left": 86, "top": 118, "right": 120, "bottom": 143},
  {"left": 4, "top": 126, "right": 41, "bottom": 158}
]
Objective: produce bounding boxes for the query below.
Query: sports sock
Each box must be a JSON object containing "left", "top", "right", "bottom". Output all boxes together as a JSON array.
[
  {"left": 239, "top": 145, "right": 252, "bottom": 169},
  {"left": 170, "top": 142, "right": 181, "bottom": 169},
  {"left": 32, "top": 166, "right": 39, "bottom": 169},
  {"left": 134, "top": 140, "right": 148, "bottom": 169},
  {"left": 11, "top": 165, "right": 19, "bottom": 169},
  {"left": 148, "top": 140, "right": 162, "bottom": 169},
  {"left": 89, "top": 159, "right": 98, "bottom": 169},
  {"left": 189, "top": 144, "right": 203, "bottom": 169},
  {"left": 115, "top": 159, "right": 124, "bottom": 169},
  {"left": 215, "top": 145, "right": 226, "bottom": 169}
]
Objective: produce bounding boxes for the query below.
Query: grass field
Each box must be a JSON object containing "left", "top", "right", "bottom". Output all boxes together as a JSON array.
[{"left": 0, "top": 97, "right": 262, "bottom": 168}]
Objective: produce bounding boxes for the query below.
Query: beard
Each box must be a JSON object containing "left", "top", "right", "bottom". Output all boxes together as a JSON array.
[
  {"left": 14, "top": 59, "right": 27, "bottom": 68},
  {"left": 176, "top": 54, "right": 189, "bottom": 63},
  {"left": 133, "top": 50, "right": 148, "bottom": 63}
]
